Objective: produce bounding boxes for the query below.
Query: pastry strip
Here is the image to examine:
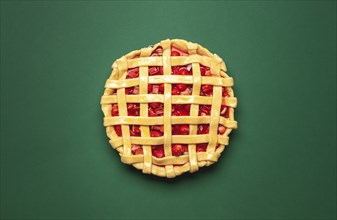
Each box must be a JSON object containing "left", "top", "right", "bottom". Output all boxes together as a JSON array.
[
  {"left": 105, "top": 76, "right": 233, "bottom": 88},
  {"left": 121, "top": 151, "right": 220, "bottom": 166},
  {"left": 187, "top": 42, "right": 200, "bottom": 172},
  {"left": 109, "top": 135, "right": 228, "bottom": 147},
  {"left": 139, "top": 49, "right": 152, "bottom": 173},
  {"left": 207, "top": 55, "right": 223, "bottom": 154},
  {"left": 115, "top": 57, "right": 132, "bottom": 155},
  {"left": 161, "top": 39, "right": 175, "bottom": 178},
  {"left": 104, "top": 116, "right": 237, "bottom": 128}
]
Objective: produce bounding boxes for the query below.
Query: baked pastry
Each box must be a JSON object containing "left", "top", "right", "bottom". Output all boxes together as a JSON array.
[{"left": 101, "top": 39, "right": 237, "bottom": 178}]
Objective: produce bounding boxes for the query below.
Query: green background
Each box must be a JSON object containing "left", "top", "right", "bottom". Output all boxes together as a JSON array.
[{"left": 1, "top": 1, "right": 336, "bottom": 220}]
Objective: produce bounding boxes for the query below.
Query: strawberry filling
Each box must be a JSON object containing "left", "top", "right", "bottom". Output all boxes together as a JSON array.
[{"left": 111, "top": 47, "right": 231, "bottom": 159}]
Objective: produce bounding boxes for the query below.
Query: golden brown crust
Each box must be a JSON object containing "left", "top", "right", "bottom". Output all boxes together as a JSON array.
[{"left": 101, "top": 39, "right": 237, "bottom": 178}]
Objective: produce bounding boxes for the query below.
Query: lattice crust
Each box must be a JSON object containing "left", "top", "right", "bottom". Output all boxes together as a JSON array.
[{"left": 101, "top": 39, "right": 237, "bottom": 178}]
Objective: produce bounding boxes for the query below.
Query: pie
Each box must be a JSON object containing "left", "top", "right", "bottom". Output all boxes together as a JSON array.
[{"left": 101, "top": 39, "right": 237, "bottom": 178}]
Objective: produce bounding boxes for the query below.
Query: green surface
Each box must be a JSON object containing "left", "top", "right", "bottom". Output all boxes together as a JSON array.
[{"left": 1, "top": 1, "right": 336, "bottom": 220}]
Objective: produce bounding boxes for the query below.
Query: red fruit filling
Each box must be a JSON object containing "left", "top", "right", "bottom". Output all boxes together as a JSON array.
[
  {"left": 127, "top": 103, "right": 140, "bottom": 116},
  {"left": 152, "top": 145, "right": 165, "bottom": 158},
  {"left": 111, "top": 47, "right": 231, "bottom": 159},
  {"left": 171, "top": 46, "right": 188, "bottom": 56},
  {"left": 151, "top": 46, "right": 163, "bottom": 57},
  {"left": 199, "top": 105, "right": 212, "bottom": 116},
  {"left": 148, "top": 66, "right": 163, "bottom": 76},
  {"left": 196, "top": 143, "right": 208, "bottom": 152},
  {"left": 131, "top": 144, "right": 143, "bottom": 155},
  {"left": 148, "top": 101, "right": 164, "bottom": 117},
  {"left": 130, "top": 125, "right": 141, "bottom": 137},
  {"left": 172, "top": 144, "right": 188, "bottom": 156}
]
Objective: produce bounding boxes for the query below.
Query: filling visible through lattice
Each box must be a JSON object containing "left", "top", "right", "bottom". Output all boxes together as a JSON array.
[{"left": 110, "top": 46, "right": 230, "bottom": 163}]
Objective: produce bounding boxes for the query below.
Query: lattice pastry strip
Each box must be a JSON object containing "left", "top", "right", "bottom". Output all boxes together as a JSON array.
[{"left": 101, "top": 39, "right": 237, "bottom": 178}]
